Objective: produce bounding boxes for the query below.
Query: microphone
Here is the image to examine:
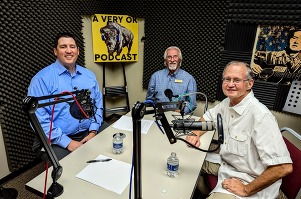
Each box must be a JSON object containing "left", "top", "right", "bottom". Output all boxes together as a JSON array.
[
  {"left": 172, "top": 113, "right": 224, "bottom": 144},
  {"left": 69, "top": 89, "right": 95, "bottom": 120},
  {"left": 172, "top": 120, "right": 215, "bottom": 131},
  {"left": 164, "top": 89, "right": 178, "bottom": 102},
  {"left": 164, "top": 89, "right": 173, "bottom": 102}
]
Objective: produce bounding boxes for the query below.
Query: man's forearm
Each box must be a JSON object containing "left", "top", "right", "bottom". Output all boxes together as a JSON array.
[{"left": 244, "top": 163, "right": 292, "bottom": 196}]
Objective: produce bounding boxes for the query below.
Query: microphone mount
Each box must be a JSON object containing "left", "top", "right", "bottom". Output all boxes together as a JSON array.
[
  {"left": 131, "top": 100, "right": 224, "bottom": 199},
  {"left": 22, "top": 89, "right": 93, "bottom": 198}
]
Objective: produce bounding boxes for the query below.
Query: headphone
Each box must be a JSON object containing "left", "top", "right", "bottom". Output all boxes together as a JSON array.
[{"left": 100, "top": 26, "right": 120, "bottom": 42}]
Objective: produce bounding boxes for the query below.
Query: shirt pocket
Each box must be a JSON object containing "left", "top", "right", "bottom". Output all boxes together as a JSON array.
[{"left": 226, "top": 131, "right": 248, "bottom": 156}]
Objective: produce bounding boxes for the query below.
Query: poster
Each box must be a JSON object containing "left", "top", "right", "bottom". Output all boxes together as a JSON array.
[
  {"left": 251, "top": 25, "right": 301, "bottom": 84},
  {"left": 92, "top": 14, "right": 139, "bottom": 62}
]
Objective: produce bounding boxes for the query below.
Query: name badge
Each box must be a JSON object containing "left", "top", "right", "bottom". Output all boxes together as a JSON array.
[{"left": 175, "top": 79, "right": 183, "bottom": 83}]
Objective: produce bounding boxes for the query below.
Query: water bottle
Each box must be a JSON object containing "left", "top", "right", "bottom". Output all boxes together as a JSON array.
[
  {"left": 113, "top": 133, "right": 124, "bottom": 154},
  {"left": 167, "top": 152, "right": 179, "bottom": 177}
]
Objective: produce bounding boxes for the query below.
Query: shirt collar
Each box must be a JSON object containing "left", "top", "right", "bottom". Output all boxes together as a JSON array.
[
  {"left": 163, "top": 67, "right": 180, "bottom": 77},
  {"left": 228, "top": 90, "right": 254, "bottom": 115},
  {"left": 54, "top": 59, "right": 82, "bottom": 76}
]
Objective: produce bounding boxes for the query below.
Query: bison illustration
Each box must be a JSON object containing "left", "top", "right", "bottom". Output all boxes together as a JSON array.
[{"left": 100, "top": 22, "right": 134, "bottom": 56}]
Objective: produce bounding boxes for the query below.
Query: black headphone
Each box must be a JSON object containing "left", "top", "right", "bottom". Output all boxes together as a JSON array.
[{"left": 100, "top": 26, "right": 120, "bottom": 42}]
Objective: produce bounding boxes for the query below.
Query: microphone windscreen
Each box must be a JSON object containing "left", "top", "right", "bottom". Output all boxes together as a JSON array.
[
  {"left": 164, "top": 89, "right": 173, "bottom": 101},
  {"left": 69, "top": 101, "right": 93, "bottom": 119},
  {"left": 172, "top": 121, "right": 215, "bottom": 131}
]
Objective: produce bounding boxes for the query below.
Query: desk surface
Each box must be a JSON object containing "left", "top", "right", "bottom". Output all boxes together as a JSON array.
[{"left": 26, "top": 112, "right": 214, "bottom": 199}]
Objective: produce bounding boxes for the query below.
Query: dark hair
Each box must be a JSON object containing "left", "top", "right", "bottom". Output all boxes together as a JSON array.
[
  {"left": 285, "top": 29, "right": 301, "bottom": 54},
  {"left": 53, "top": 32, "right": 78, "bottom": 48}
]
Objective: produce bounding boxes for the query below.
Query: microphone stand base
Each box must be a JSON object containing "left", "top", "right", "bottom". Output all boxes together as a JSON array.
[{"left": 47, "top": 182, "right": 63, "bottom": 198}]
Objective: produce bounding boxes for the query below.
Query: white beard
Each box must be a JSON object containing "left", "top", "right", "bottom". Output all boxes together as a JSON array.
[{"left": 168, "top": 64, "right": 177, "bottom": 71}]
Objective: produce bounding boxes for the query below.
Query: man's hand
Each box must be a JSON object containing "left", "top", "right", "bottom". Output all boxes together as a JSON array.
[
  {"left": 80, "top": 131, "right": 96, "bottom": 144},
  {"left": 222, "top": 177, "right": 248, "bottom": 197},
  {"left": 67, "top": 140, "right": 83, "bottom": 152},
  {"left": 251, "top": 63, "right": 263, "bottom": 75},
  {"left": 185, "top": 131, "right": 202, "bottom": 147}
]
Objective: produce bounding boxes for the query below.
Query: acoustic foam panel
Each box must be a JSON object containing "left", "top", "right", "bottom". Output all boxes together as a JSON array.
[
  {"left": 143, "top": 0, "right": 230, "bottom": 102},
  {"left": 0, "top": 0, "right": 85, "bottom": 172}
]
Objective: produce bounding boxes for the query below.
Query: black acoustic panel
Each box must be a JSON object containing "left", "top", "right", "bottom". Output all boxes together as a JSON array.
[
  {"left": 143, "top": 0, "right": 230, "bottom": 102},
  {"left": 0, "top": 0, "right": 85, "bottom": 172},
  {"left": 80, "top": 0, "right": 145, "bottom": 18},
  {"left": 217, "top": 50, "right": 253, "bottom": 100},
  {"left": 253, "top": 81, "right": 291, "bottom": 111},
  {"left": 227, "top": 0, "right": 301, "bottom": 26},
  {"left": 224, "top": 22, "right": 258, "bottom": 52},
  {"left": 274, "top": 83, "right": 291, "bottom": 111}
]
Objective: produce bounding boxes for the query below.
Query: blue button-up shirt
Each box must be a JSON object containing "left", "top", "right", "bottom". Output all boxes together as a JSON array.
[
  {"left": 27, "top": 60, "right": 103, "bottom": 148},
  {"left": 146, "top": 68, "right": 197, "bottom": 113}
]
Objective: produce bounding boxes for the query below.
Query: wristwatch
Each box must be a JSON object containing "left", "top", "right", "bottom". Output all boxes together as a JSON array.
[{"left": 89, "top": 130, "right": 97, "bottom": 135}]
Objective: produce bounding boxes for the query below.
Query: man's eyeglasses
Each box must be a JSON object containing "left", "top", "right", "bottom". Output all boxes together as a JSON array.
[
  {"left": 222, "top": 77, "right": 250, "bottom": 84},
  {"left": 166, "top": 55, "right": 179, "bottom": 60}
]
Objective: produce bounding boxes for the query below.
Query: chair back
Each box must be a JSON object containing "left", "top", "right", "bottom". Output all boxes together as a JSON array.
[{"left": 280, "top": 127, "right": 301, "bottom": 199}]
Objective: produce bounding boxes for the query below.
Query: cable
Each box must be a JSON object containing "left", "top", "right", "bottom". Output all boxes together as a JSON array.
[
  {"left": 61, "top": 91, "right": 90, "bottom": 119},
  {"left": 129, "top": 153, "right": 134, "bottom": 199},
  {"left": 43, "top": 96, "right": 58, "bottom": 199},
  {"left": 42, "top": 90, "right": 87, "bottom": 199},
  {"left": 177, "top": 92, "right": 208, "bottom": 114},
  {"left": 176, "top": 136, "right": 220, "bottom": 153},
  {"left": 143, "top": 100, "right": 166, "bottom": 134}
]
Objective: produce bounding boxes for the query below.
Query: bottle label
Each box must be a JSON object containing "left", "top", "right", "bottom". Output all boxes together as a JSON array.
[
  {"left": 113, "top": 143, "right": 123, "bottom": 149},
  {"left": 167, "top": 164, "right": 179, "bottom": 171}
]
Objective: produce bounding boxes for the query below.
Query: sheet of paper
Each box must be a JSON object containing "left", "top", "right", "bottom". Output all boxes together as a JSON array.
[
  {"left": 112, "top": 115, "right": 154, "bottom": 134},
  {"left": 76, "top": 155, "right": 132, "bottom": 195}
]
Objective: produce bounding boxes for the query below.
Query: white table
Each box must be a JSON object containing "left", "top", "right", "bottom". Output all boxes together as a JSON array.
[{"left": 26, "top": 112, "right": 214, "bottom": 199}]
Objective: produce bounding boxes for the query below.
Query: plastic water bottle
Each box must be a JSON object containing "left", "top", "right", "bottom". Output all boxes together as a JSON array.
[
  {"left": 113, "top": 133, "right": 124, "bottom": 154},
  {"left": 167, "top": 152, "right": 179, "bottom": 177}
]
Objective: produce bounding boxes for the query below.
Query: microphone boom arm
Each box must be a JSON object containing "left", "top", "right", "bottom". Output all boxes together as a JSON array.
[{"left": 22, "top": 89, "right": 91, "bottom": 198}]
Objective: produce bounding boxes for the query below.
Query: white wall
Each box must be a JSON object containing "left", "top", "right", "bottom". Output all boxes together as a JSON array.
[{"left": 82, "top": 16, "right": 146, "bottom": 110}]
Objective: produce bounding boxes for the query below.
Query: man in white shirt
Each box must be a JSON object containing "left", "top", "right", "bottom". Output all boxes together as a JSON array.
[{"left": 186, "top": 61, "right": 293, "bottom": 199}]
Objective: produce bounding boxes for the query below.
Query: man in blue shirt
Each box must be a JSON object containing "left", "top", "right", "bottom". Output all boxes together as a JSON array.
[
  {"left": 27, "top": 32, "right": 104, "bottom": 160},
  {"left": 146, "top": 46, "right": 197, "bottom": 114}
]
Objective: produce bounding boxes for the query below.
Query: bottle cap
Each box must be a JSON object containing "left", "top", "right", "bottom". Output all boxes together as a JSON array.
[{"left": 113, "top": 133, "right": 126, "bottom": 139}]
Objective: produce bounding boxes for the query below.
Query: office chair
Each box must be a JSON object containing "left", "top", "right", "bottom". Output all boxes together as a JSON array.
[{"left": 280, "top": 127, "right": 301, "bottom": 199}]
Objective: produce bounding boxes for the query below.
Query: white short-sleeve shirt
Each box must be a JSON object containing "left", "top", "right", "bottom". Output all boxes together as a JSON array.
[{"left": 203, "top": 91, "right": 292, "bottom": 199}]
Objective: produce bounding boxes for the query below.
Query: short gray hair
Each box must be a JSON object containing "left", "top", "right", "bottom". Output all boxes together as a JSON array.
[
  {"left": 223, "top": 61, "right": 254, "bottom": 80},
  {"left": 163, "top": 46, "right": 182, "bottom": 66}
]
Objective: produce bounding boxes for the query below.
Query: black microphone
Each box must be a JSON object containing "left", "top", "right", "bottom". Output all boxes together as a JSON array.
[
  {"left": 172, "top": 113, "right": 224, "bottom": 145},
  {"left": 172, "top": 120, "right": 215, "bottom": 131},
  {"left": 69, "top": 89, "right": 95, "bottom": 120},
  {"left": 164, "top": 89, "right": 173, "bottom": 102}
]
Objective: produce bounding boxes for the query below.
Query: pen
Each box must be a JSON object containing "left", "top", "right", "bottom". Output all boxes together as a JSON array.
[{"left": 86, "top": 158, "right": 112, "bottom": 163}]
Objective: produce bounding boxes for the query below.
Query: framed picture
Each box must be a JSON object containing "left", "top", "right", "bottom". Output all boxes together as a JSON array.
[
  {"left": 251, "top": 25, "right": 301, "bottom": 84},
  {"left": 92, "top": 14, "right": 139, "bottom": 62}
]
